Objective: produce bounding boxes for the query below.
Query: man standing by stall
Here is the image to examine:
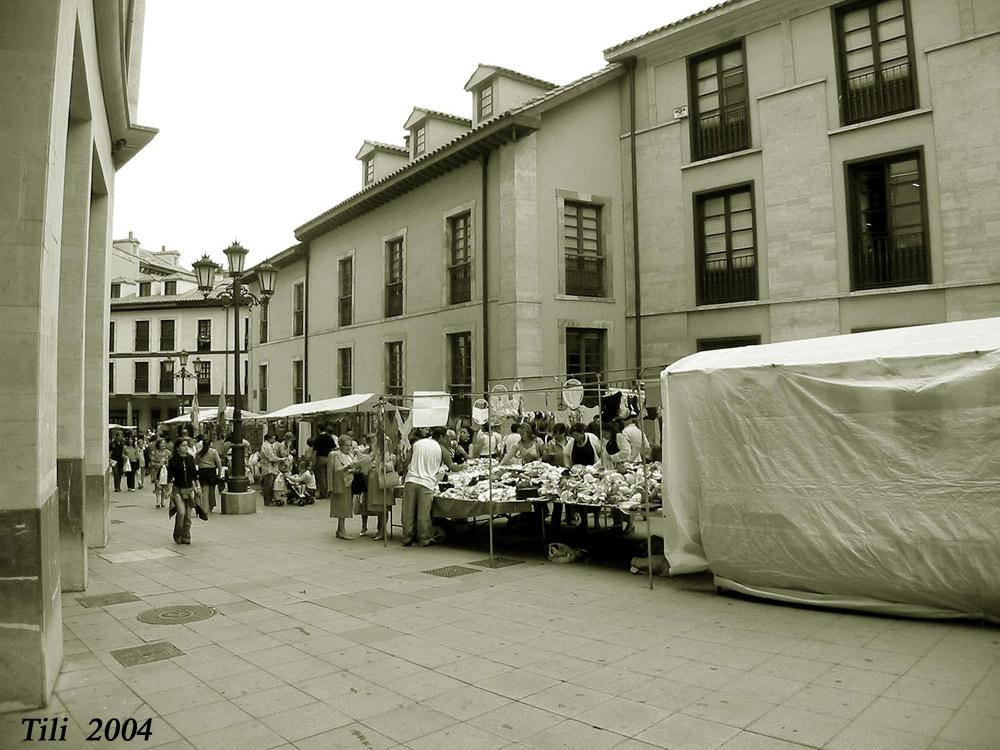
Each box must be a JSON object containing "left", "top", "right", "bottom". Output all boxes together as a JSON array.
[
  {"left": 312, "top": 424, "right": 337, "bottom": 499},
  {"left": 401, "top": 426, "right": 456, "bottom": 547}
]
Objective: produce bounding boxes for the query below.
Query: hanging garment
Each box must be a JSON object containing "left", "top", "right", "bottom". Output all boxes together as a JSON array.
[{"left": 601, "top": 391, "right": 623, "bottom": 423}]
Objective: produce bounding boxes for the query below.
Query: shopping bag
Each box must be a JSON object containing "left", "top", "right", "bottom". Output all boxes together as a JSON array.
[
  {"left": 547, "top": 542, "right": 587, "bottom": 563},
  {"left": 122, "top": 458, "right": 132, "bottom": 473},
  {"left": 157, "top": 465, "right": 168, "bottom": 486},
  {"left": 378, "top": 470, "right": 401, "bottom": 490}
]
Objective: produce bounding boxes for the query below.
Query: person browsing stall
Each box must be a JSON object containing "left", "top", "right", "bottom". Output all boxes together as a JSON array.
[
  {"left": 401, "top": 426, "right": 456, "bottom": 547},
  {"left": 500, "top": 422, "right": 544, "bottom": 466}
]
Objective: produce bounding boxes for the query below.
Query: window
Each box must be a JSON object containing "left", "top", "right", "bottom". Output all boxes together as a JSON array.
[
  {"left": 564, "top": 201, "right": 605, "bottom": 297},
  {"left": 338, "top": 257, "right": 353, "bottom": 326},
  {"left": 447, "top": 332, "right": 472, "bottom": 417},
  {"left": 139, "top": 281, "right": 151, "bottom": 297},
  {"left": 134, "top": 361, "right": 149, "bottom": 393},
  {"left": 109, "top": 362, "right": 115, "bottom": 394},
  {"left": 159, "top": 319, "right": 174, "bottom": 351},
  {"left": 259, "top": 301, "right": 269, "bottom": 343},
  {"left": 386, "top": 341, "right": 404, "bottom": 396},
  {"left": 109, "top": 321, "right": 115, "bottom": 352},
  {"left": 364, "top": 156, "right": 375, "bottom": 186},
  {"left": 243, "top": 318, "right": 249, "bottom": 350},
  {"left": 696, "top": 185, "right": 758, "bottom": 305},
  {"left": 385, "top": 238, "right": 404, "bottom": 317},
  {"left": 448, "top": 212, "right": 472, "bottom": 304},
  {"left": 159, "top": 360, "right": 175, "bottom": 393},
  {"left": 134, "top": 321, "right": 149, "bottom": 351},
  {"left": 338, "top": 348, "right": 353, "bottom": 397},
  {"left": 195, "top": 360, "right": 211, "bottom": 395},
  {"left": 258, "top": 365, "right": 268, "bottom": 412},
  {"left": 565, "top": 328, "right": 605, "bottom": 407},
  {"left": 197, "top": 319, "right": 211, "bottom": 352},
  {"left": 697, "top": 336, "right": 761, "bottom": 351},
  {"left": 164, "top": 280, "right": 177, "bottom": 295},
  {"left": 848, "top": 150, "right": 928, "bottom": 290},
  {"left": 110, "top": 282, "right": 121, "bottom": 299},
  {"left": 479, "top": 84, "right": 494, "bottom": 119},
  {"left": 414, "top": 125, "right": 426, "bottom": 156},
  {"left": 689, "top": 43, "right": 750, "bottom": 161},
  {"left": 293, "top": 281, "right": 305, "bottom": 335},
  {"left": 835, "top": 0, "right": 916, "bottom": 124},
  {"left": 292, "top": 360, "right": 304, "bottom": 403}
]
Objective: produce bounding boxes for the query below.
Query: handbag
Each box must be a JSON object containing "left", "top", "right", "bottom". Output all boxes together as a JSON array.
[
  {"left": 157, "top": 465, "right": 168, "bottom": 485},
  {"left": 378, "top": 470, "right": 400, "bottom": 490}
]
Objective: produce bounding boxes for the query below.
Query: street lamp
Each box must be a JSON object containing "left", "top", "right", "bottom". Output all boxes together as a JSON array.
[
  {"left": 174, "top": 349, "right": 197, "bottom": 417},
  {"left": 192, "top": 242, "right": 276, "bottom": 500}
]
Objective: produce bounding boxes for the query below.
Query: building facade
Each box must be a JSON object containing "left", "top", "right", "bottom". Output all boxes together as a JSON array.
[
  {"left": 0, "top": 0, "right": 154, "bottom": 710},
  {"left": 609, "top": 0, "right": 1000, "bottom": 369},
  {"left": 250, "top": 64, "right": 630, "bottom": 414},
  {"left": 109, "top": 235, "right": 251, "bottom": 431}
]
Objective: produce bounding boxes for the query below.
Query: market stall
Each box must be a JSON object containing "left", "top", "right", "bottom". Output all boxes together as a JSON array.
[
  {"left": 660, "top": 318, "right": 1000, "bottom": 622},
  {"left": 159, "top": 407, "right": 263, "bottom": 426}
]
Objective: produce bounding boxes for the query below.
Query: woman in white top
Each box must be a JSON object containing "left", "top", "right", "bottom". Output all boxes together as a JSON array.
[
  {"left": 601, "top": 420, "right": 633, "bottom": 467},
  {"left": 500, "top": 422, "right": 544, "bottom": 466}
]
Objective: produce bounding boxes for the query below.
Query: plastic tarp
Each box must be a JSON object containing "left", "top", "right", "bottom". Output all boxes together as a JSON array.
[
  {"left": 159, "top": 407, "right": 263, "bottom": 425},
  {"left": 261, "top": 393, "right": 380, "bottom": 419},
  {"left": 660, "top": 317, "right": 1000, "bottom": 622}
]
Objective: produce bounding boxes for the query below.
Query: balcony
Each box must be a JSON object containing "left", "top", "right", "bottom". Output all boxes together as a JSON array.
[
  {"left": 693, "top": 105, "right": 749, "bottom": 161},
  {"left": 565, "top": 255, "right": 605, "bottom": 297},
  {"left": 449, "top": 263, "right": 472, "bottom": 304},
  {"left": 851, "top": 231, "right": 928, "bottom": 290},
  {"left": 698, "top": 255, "right": 757, "bottom": 305},
  {"left": 843, "top": 62, "right": 914, "bottom": 124},
  {"left": 338, "top": 296, "right": 352, "bottom": 327},
  {"left": 385, "top": 283, "right": 403, "bottom": 317}
]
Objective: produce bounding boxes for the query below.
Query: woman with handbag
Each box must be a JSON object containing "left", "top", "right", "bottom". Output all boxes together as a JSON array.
[
  {"left": 123, "top": 434, "right": 140, "bottom": 492},
  {"left": 166, "top": 439, "right": 204, "bottom": 545},
  {"left": 148, "top": 438, "right": 172, "bottom": 509},
  {"left": 328, "top": 434, "right": 357, "bottom": 540},
  {"left": 195, "top": 435, "right": 223, "bottom": 512},
  {"left": 365, "top": 437, "right": 398, "bottom": 541}
]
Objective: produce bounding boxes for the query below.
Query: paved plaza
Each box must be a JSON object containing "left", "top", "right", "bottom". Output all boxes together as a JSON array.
[{"left": 3, "top": 487, "right": 999, "bottom": 750}]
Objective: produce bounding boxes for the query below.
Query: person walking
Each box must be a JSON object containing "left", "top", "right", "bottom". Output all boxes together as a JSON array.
[
  {"left": 401, "top": 426, "right": 455, "bottom": 547},
  {"left": 195, "top": 435, "right": 223, "bottom": 512},
  {"left": 123, "top": 434, "right": 140, "bottom": 492},
  {"left": 260, "top": 432, "right": 282, "bottom": 506},
  {"left": 148, "top": 438, "right": 171, "bottom": 509},
  {"left": 110, "top": 431, "right": 125, "bottom": 492},
  {"left": 329, "top": 434, "right": 357, "bottom": 540},
  {"left": 135, "top": 435, "right": 147, "bottom": 489},
  {"left": 166, "top": 439, "right": 204, "bottom": 544}
]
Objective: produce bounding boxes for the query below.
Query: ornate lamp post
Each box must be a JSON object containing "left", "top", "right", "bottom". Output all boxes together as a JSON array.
[
  {"left": 192, "top": 242, "right": 276, "bottom": 502},
  {"left": 174, "top": 349, "right": 197, "bottom": 416}
]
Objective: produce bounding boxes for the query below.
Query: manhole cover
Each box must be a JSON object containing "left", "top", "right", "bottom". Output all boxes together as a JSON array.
[
  {"left": 78, "top": 591, "right": 140, "bottom": 608},
  {"left": 469, "top": 557, "right": 524, "bottom": 569},
  {"left": 110, "top": 641, "right": 184, "bottom": 667},
  {"left": 423, "top": 566, "right": 480, "bottom": 578},
  {"left": 137, "top": 605, "right": 216, "bottom": 625}
]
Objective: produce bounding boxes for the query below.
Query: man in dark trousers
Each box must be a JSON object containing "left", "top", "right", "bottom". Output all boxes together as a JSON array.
[{"left": 311, "top": 424, "right": 338, "bottom": 499}]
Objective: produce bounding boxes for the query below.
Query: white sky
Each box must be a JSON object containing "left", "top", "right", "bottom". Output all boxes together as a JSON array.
[{"left": 114, "top": 0, "right": 716, "bottom": 267}]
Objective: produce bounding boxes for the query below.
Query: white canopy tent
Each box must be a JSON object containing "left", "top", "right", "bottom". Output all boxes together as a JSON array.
[
  {"left": 660, "top": 317, "right": 1000, "bottom": 622},
  {"left": 159, "top": 407, "right": 263, "bottom": 425},
  {"left": 260, "top": 393, "right": 385, "bottom": 420}
]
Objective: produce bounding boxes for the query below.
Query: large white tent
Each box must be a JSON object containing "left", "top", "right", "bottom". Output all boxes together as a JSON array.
[
  {"left": 660, "top": 317, "right": 1000, "bottom": 622},
  {"left": 260, "top": 393, "right": 383, "bottom": 420},
  {"left": 160, "top": 406, "right": 263, "bottom": 425}
]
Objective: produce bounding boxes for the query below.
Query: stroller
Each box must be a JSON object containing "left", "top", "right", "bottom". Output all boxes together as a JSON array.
[{"left": 284, "top": 472, "right": 315, "bottom": 506}]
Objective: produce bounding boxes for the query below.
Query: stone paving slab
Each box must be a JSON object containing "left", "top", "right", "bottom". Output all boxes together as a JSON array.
[{"left": 1, "top": 485, "right": 999, "bottom": 749}]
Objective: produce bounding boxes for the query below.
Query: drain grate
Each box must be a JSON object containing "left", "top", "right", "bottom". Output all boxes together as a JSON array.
[
  {"left": 111, "top": 520, "right": 125, "bottom": 525},
  {"left": 77, "top": 592, "right": 140, "bottom": 608},
  {"left": 469, "top": 557, "right": 524, "bottom": 569},
  {"left": 423, "top": 566, "right": 480, "bottom": 578},
  {"left": 137, "top": 604, "right": 215, "bottom": 625},
  {"left": 110, "top": 641, "right": 184, "bottom": 667},
  {"left": 114, "top": 504, "right": 138, "bottom": 508}
]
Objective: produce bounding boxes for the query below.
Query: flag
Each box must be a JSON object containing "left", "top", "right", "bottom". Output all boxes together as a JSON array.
[
  {"left": 216, "top": 393, "right": 228, "bottom": 438},
  {"left": 190, "top": 392, "right": 200, "bottom": 435}
]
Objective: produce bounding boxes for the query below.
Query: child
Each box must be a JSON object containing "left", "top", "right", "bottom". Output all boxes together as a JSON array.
[{"left": 286, "top": 458, "right": 316, "bottom": 505}]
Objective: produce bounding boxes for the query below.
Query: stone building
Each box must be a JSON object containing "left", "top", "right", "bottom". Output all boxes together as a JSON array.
[
  {"left": 249, "top": 63, "right": 630, "bottom": 414},
  {"left": 109, "top": 234, "right": 251, "bottom": 431},
  {"left": 0, "top": 1, "right": 155, "bottom": 710},
  {"left": 609, "top": 0, "right": 1000, "bottom": 369}
]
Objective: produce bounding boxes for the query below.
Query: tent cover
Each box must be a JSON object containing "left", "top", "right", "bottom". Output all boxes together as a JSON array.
[
  {"left": 261, "top": 393, "right": 381, "bottom": 420},
  {"left": 660, "top": 317, "right": 1000, "bottom": 622},
  {"left": 160, "top": 407, "right": 263, "bottom": 425}
]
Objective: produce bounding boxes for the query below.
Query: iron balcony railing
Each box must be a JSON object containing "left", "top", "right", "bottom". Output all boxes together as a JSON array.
[
  {"left": 843, "top": 61, "right": 914, "bottom": 124},
  {"left": 449, "top": 262, "right": 472, "bottom": 304},
  {"left": 851, "top": 230, "right": 928, "bottom": 290},
  {"left": 565, "top": 255, "right": 605, "bottom": 297},
  {"left": 385, "top": 283, "right": 403, "bottom": 317},
  {"left": 338, "top": 296, "right": 352, "bottom": 326},
  {"left": 693, "top": 104, "right": 749, "bottom": 161},
  {"left": 699, "top": 254, "right": 758, "bottom": 305}
]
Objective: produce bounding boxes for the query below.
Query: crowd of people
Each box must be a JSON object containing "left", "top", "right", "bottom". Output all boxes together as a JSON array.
[{"left": 108, "top": 410, "right": 655, "bottom": 549}]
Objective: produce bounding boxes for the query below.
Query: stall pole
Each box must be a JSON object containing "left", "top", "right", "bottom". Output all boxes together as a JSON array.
[
  {"left": 377, "top": 398, "right": 388, "bottom": 550},
  {"left": 487, "top": 395, "right": 495, "bottom": 567}
]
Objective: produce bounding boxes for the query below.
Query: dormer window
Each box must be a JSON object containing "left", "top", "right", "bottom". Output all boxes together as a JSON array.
[
  {"left": 111, "top": 282, "right": 121, "bottom": 299},
  {"left": 363, "top": 156, "right": 375, "bottom": 185},
  {"left": 139, "top": 281, "right": 151, "bottom": 297},
  {"left": 414, "top": 126, "right": 426, "bottom": 156},
  {"left": 164, "top": 281, "right": 176, "bottom": 295},
  {"left": 479, "top": 84, "right": 494, "bottom": 119}
]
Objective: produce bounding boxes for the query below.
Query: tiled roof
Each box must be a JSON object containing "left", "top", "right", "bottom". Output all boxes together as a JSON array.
[
  {"left": 477, "top": 64, "right": 557, "bottom": 90},
  {"left": 365, "top": 140, "right": 408, "bottom": 155},
  {"left": 111, "top": 281, "right": 229, "bottom": 306},
  {"left": 409, "top": 108, "right": 472, "bottom": 127},
  {"left": 293, "top": 64, "right": 624, "bottom": 242},
  {"left": 603, "top": 0, "right": 745, "bottom": 56}
]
